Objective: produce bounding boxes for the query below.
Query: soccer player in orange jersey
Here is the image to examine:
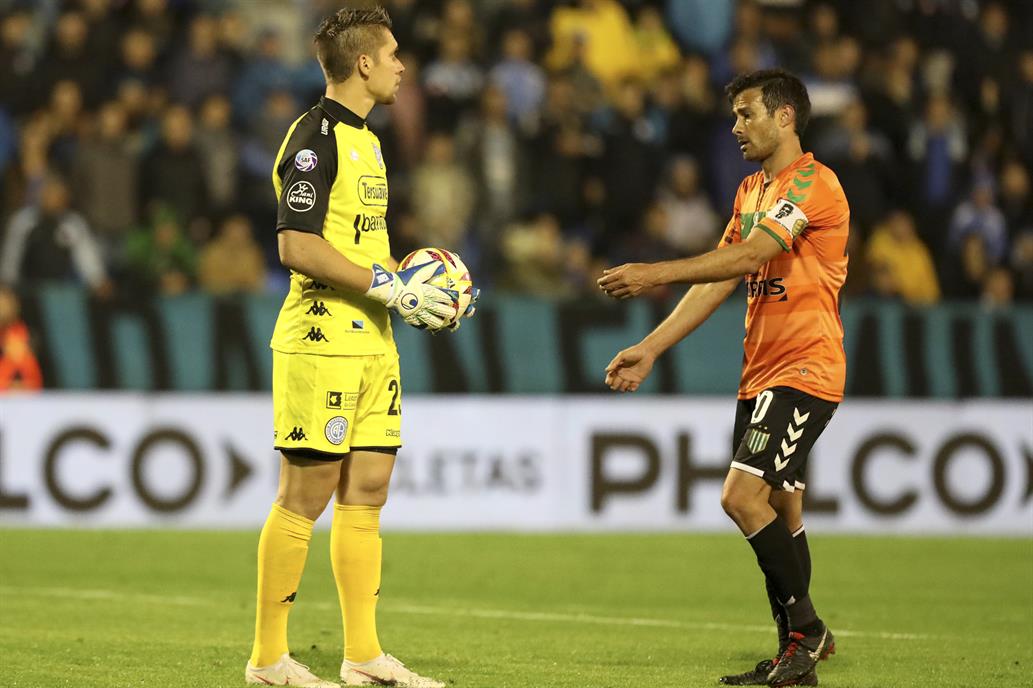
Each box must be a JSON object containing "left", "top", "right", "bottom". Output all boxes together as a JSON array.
[{"left": 599, "top": 69, "right": 847, "bottom": 687}]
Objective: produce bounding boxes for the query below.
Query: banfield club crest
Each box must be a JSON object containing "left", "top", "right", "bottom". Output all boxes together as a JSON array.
[{"left": 295, "top": 149, "right": 318, "bottom": 172}]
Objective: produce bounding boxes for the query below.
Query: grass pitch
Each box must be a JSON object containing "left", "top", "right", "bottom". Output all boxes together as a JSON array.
[{"left": 0, "top": 530, "right": 1030, "bottom": 687}]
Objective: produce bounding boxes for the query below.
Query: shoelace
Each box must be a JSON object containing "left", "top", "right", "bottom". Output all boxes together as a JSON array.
[{"left": 779, "top": 632, "right": 806, "bottom": 662}]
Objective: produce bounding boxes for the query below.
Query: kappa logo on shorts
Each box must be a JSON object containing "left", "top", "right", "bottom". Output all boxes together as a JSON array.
[
  {"left": 385, "top": 428, "right": 400, "bottom": 438},
  {"left": 285, "top": 427, "right": 307, "bottom": 441},
  {"left": 306, "top": 301, "right": 331, "bottom": 316},
  {"left": 325, "top": 416, "right": 348, "bottom": 445},
  {"left": 302, "top": 327, "right": 329, "bottom": 342}
]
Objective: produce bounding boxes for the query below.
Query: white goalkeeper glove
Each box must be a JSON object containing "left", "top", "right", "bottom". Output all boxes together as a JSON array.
[
  {"left": 442, "top": 287, "right": 480, "bottom": 332},
  {"left": 365, "top": 262, "right": 456, "bottom": 330}
]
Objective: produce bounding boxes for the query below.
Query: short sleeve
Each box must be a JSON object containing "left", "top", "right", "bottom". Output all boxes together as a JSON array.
[
  {"left": 275, "top": 116, "right": 338, "bottom": 235},
  {"left": 717, "top": 180, "right": 747, "bottom": 249},
  {"left": 757, "top": 173, "right": 849, "bottom": 252}
]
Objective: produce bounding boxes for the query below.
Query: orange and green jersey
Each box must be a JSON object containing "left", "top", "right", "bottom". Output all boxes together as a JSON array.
[{"left": 718, "top": 152, "right": 850, "bottom": 403}]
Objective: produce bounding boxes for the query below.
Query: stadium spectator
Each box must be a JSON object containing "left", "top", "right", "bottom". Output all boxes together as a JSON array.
[
  {"left": 665, "top": 0, "right": 733, "bottom": 58},
  {"left": 423, "top": 32, "right": 484, "bottom": 132},
  {"left": 999, "top": 161, "right": 1033, "bottom": 239},
  {"left": 129, "top": 0, "right": 176, "bottom": 55},
  {"left": 167, "top": 14, "right": 235, "bottom": 108},
  {"left": 71, "top": 101, "right": 138, "bottom": 241},
  {"left": 499, "top": 212, "right": 572, "bottom": 297},
  {"left": 615, "top": 201, "right": 680, "bottom": 272},
  {"left": 656, "top": 156, "right": 720, "bottom": 256},
  {"left": 663, "top": 56, "right": 720, "bottom": 166},
  {"left": 0, "top": 174, "right": 110, "bottom": 294},
  {"left": 0, "top": 284, "right": 43, "bottom": 392},
  {"left": 456, "top": 84, "right": 527, "bottom": 245},
  {"left": 0, "top": 10, "right": 35, "bottom": 117},
  {"left": 599, "top": 79, "right": 663, "bottom": 247},
  {"left": 33, "top": 11, "right": 104, "bottom": 109},
  {"left": 232, "top": 29, "right": 294, "bottom": 126},
  {"left": 123, "top": 207, "right": 197, "bottom": 296},
  {"left": 195, "top": 95, "right": 239, "bottom": 216},
  {"left": 908, "top": 94, "right": 968, "bottom": 242},
  {"left": 116, "top": 27, "right": 160, "bottom": 92},
  {"left": 948, "top": 178, "right": 1009, "bottom": 267},
  {"left": 865, "top": 210, "right": 941, "bottom": 306},
  {"left": 944, "top": 233, "right": 991, "bottom": 301},
  {"left": 198, "top": 215, "right": 266, "bottom": 295},
  {"left": 546, "top": 0, "right": 637, "bottom": 88},
  {"left": 411, "top": 133, "right": 476, "bottom": 249},
  {"left": 1012, "top": 50, "right": 1033, "bottom": 167},
  {"left": 489, "top": 28, "right": 546, "bottom": 127},
  {"left": 1011, "top": 232, "right": 1033, "bottom": 301},
  {"left": 631, "top": 5, "right": 681, "bottom": 88},
  {"left": 981, "top": 266, "right": 1014, "bottom": 310},
  {"left": 815, "top": 99, "right": 895, "bottom": 232},
  {"left": 46, "top": 80, "right": 85, "bottom": 174},
  {"left": 140, "top": 105, "right": 208, "bottom": 228}
]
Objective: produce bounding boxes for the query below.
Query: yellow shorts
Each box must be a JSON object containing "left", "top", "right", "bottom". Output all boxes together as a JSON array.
[{"left": 272, "top": 351, "right": 402, "bottom": 457}]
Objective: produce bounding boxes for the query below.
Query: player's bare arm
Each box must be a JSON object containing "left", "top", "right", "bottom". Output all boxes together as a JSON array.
[
  {"left": 278, "top": 229, "right": 376, "bottom": 293},
  {"left": 598, "top": 229, "right": 783, "bottom": 299},
  {"left": 605, "top": 277, "right": 738, "bottom": 392}
]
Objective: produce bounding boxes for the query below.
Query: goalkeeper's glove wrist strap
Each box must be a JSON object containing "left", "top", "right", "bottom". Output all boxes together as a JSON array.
[{"left": 365, "top": 263, "right": 396, "bottom": 306}]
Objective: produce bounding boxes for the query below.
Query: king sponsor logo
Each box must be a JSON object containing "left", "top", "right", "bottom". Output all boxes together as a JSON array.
[{"left": 286, "top": 181, "right": 316, "bottom": 212}]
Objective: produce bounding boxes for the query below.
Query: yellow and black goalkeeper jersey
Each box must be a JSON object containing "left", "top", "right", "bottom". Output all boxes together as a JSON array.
[{"left": 269, "top": 96, "right": 395, "bottom": 356}]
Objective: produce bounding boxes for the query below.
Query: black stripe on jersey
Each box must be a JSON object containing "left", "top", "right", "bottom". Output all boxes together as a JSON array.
[{"left": 275, "top": 107, "right": 340, "bottom": 236}]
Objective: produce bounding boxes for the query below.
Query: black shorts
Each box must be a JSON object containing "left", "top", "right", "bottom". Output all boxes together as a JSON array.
[{"left": 731, "top": 386, "right": 838, "bottom": 492}]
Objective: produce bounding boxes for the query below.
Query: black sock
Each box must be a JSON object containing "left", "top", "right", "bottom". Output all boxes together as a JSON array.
[
  {"left": 746, "top": 517, "right": 817, "bottom": 631},
  {"left": 765, "top": 576, "right": 789, "bottom": 651},
  {"left": 793, "top": 526, "right": 812, "bottom": 592}
]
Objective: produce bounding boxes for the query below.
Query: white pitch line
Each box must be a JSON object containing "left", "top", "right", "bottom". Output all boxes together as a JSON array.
[{"left": 0, "top": 585, "right": 930, "bottom": 641}]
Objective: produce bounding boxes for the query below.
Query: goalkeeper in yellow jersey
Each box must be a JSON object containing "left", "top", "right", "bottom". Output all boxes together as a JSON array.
[{"left": 245, "top": 6, "right": 473, "bottom": 687}]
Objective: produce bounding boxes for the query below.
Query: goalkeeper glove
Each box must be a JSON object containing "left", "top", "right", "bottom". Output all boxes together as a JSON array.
[
  {"left": 442, "top": 287, "right": 480, "bottom": 332},
  {"left": 365, "top": 262, "right": 456, "bottom": 330}
]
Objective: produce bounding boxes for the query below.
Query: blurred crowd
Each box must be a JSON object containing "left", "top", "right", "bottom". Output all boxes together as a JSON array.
[{"left": 1, "top": 0, "right": 1032, "bottom": 320}]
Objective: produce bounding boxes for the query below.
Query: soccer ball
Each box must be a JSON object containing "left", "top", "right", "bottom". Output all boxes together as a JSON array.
[{"left": 398, "top": 247, "right": 475, "bottom": 329}]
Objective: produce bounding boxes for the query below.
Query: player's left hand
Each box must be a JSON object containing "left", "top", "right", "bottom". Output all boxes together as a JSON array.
[
  {"left": 440, "top": 287, "right": 480, "bottom": 333},
  {"left": 604, "top": 343, "right": 655, "bottom": 392},
  {"left": 598, "top": 263, "right": 654, "bottom": 299}
]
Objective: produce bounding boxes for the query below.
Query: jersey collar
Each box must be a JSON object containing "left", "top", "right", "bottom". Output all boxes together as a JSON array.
[{"left": 319, "top": 96, "right": 366, "bottom": 130}]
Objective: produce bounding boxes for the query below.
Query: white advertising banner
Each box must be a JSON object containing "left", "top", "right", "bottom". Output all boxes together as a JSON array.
[{"left": 0, "top": 394, "right": 1030, "bottom": 534}]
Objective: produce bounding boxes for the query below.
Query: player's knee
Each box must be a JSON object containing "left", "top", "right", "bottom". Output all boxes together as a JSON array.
[
  {"left": 277, "top": 491, "right": 331, "bottom": 520},
  {"left": 721, "top": 485, "right": 762, "bottom": 522},
  {"left": 720, "top": 488, "right": 744, "bottom": 519},
  {"left": 348, "top": 476, "right": 390, "bottom": 506}
]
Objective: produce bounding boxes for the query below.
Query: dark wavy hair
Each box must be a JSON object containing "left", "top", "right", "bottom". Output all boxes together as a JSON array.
[
  {"left": 314, "top": 5, "right": 393, "bottom": 83},
  {"left": 724, "top": 69, "right": 811, "bottom": 135}
]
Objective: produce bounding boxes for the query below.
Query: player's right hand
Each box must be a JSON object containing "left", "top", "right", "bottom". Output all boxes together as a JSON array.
[
  {"left": 605, "top": 344, "right": 656, "bottom": 393},
  {"left": 365, "top": 262, "right": 456, "bottom": 330}
]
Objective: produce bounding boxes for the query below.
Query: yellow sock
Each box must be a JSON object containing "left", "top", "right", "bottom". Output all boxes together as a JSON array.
[
  {"left": 249, "top": 504, "right": 314, "bottom": 667},
  {"left": 331, "top": 504, "right": 383, "bottom": 663}
]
